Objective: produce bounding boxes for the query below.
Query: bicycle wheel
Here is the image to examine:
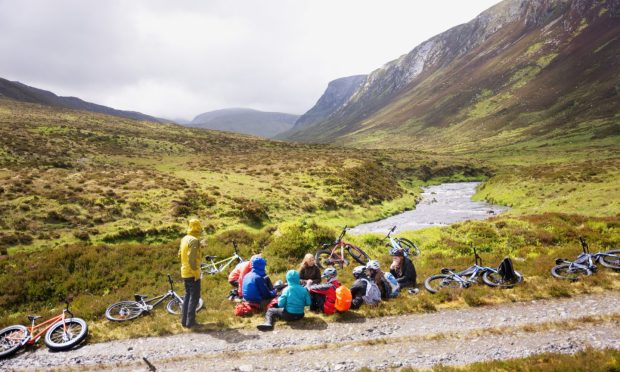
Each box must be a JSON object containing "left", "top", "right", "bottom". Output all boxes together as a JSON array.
[
  {"left": 0, "top": 325, "right": 29, "bottom": 358},
  {"left": 397, "top": 238, "right": 421, "bottom": 256},
  {"left": 315, "top": 249, "right": 336, "bottom": 269},
  {"left": 105, "top": 301, "right": 143, "bottom": 321},
  {"left": 551, "top": 263, "right": 592, "bottom": 280},
  {"left": 599, "top": 250, "right": 620, "bottom": 269},
  {"left": 482, "top": 270, "right": 524, "bottom": 288},
  {"left": 346, "top": 245, "right": 370, "bottom": 265},
  {"left": 166, "top": 297, "right": 204, "bottom": 315},
  {"left": 424, "top": 274, "right": 463, "bottom": 294},
  {"left": 44, "top": 318, "right": 88, "bottom": 351}
]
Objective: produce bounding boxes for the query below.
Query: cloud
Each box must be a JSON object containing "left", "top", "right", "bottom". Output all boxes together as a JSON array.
[{"left": 0, "top": 0, "right": 501, "bottom": 119}]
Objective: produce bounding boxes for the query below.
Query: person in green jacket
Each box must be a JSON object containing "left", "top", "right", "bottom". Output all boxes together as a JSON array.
[
  {"left": 179, "top": 218, "right": 203, "bottom": 328},
  {"left": 257, "top": 270, "right": 311, "bottom": 331}
]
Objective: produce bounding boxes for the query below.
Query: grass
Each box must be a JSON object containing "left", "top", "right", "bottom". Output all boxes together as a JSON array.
[
  {"left": 357, "top": 348, "right": 620, "bottom": 371},
  {"left": 0, "top": 98, "right": 618, "bottom": 346}
]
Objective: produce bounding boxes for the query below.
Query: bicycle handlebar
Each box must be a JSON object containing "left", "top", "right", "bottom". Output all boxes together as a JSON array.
[
  {"left": 384, "top": 225, "right": 397, "bottom": 239},
  {"left": 167, "top": 274, "right": 174, "bottom": 291},
  {"left": 335, "top": 226, "right": 348, "bottom": 243},
  {"left": 473, "top": 247, "right": 483, "bottom": 266},
  {"left": 232, "top": 240, "right": 239, "bottom": 255}
]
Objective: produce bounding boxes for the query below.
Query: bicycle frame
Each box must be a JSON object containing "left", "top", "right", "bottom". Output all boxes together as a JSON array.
[
  {"left": 22, "top": 307, "right": 71, "bottom": 346},
  {"left": 323, "top": 227, "right": 351, "bottom": 265},
  {"left": 443, "top": 264, "right": 488, "bottom": 286},
  {"left": 137, "top": 275, "right": 182, "bottom": 311},
  {"left": 201, "top": 241, "right": 244, "bottom": 274},
  {"left": 557, "top": 237, "right": 616, "bottom": 271}
]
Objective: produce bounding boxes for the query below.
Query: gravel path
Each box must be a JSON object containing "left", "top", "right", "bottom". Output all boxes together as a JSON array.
[{"left": 2, "top": 291, "right": 619, "bottom": 371}]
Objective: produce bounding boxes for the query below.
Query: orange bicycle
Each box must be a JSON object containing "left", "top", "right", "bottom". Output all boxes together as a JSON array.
[{"left": 0, "top": 296, "right": 88, "bottom": 358}]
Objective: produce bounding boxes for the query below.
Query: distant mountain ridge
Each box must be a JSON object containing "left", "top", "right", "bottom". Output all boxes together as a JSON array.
[
  {"left": 188, "top": 108, "right": 299, "bottom": 138},
  {"left": 286, "top": 75, "right": 367, "bottom": 133},
  {"left": 283, "top": 0, "right": 620, "bottom": 150},
  {"left": 0, "top": 77, "right": 165, "bottom": 123}
]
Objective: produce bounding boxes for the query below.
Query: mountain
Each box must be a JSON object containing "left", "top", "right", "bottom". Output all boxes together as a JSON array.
[
  {"left": 283, "top": 0, "right": 620, "bottom": 151},
  {"left": 188, "top": 108, "right": 299, "bottom": 138},
  {"left": 0, "top": 77, "right": 165, "bottom": 123},
  {"left": 282, "top": 75, "right": 367, "bottom": 137}
]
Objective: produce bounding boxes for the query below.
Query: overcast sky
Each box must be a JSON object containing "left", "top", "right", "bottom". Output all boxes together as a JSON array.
[{"left": 0, "top": 0, "right": 501, "bottom": 120}]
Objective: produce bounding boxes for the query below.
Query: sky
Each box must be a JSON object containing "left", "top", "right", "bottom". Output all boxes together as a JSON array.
[{"left": 0, "top": 0, "right": 501, "bottom": 120}]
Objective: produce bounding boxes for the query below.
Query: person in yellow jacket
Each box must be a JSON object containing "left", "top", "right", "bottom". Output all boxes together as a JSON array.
[{"left": 179, "top": 218, "right": 203, "bottom": 328}]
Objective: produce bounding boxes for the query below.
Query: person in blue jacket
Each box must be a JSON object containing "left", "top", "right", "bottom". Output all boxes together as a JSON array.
[
  {"left": 257, "top": 270, "right": 311, "bottom": 331},
  {"left": 242, "top": 256, "right": 277, "bottom": 307}
]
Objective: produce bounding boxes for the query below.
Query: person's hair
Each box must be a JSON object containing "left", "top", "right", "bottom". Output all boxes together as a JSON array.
[{"left": 299, "top": 253, "right": 315, "bottom": 270}]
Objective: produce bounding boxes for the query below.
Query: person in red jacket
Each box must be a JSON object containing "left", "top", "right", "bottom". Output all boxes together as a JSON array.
[{"left": 308, "top": 267, "right": 341, "bottom": 315}]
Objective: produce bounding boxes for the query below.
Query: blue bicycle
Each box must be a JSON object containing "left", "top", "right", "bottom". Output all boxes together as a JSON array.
[{"left": 385, "top": 226, "right": 421, "bottom": 257}]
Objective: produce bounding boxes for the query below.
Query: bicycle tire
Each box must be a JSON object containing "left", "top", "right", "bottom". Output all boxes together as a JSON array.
[
  {"left": 44, "top": 318, "right": 88, "bottom": 351},
  {"left": 166, "top": 297, "right": 204, "bottom": 315},
  {"left": 424, "top": 274, "right": 464, "bottom": 294},
  {"left": 315, "top": 249, "right": 336, "bottom": 269},
  {"left": 346, "top": 245, "right": 370, "bottom": 265},
  {"left": 396, "top": 238, "right": 421, "bottom": 256},
  {"left": 105, "top": 301, "right": 144, "bottom": 322},
  {"left": 0, "top": 325, "right": 28, "bottom": 358},
  {"left": 599, "top": 249, "right": 620, "bottom": 269},
  {"left": 482, "top": 270, "right": 524, "bottom": 288},
  {"left": 551, "top": 263, "right": 592, "bottom": 281}
]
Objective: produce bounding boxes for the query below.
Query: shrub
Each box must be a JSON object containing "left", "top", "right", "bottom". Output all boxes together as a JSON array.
[{"left": 237, "top": 199, "right": 269, "bottom": 224}]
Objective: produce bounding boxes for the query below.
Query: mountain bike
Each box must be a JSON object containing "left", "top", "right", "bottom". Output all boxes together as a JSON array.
[
  {"left": 385, "top": 225, "right": 421, "bottom": 256},
  {"left": 0, "top": 296, "right": 88, "bottom": 358},
  {"left": 105, "top": 275, "right": 204, "bottom": 321},
  {"left": 315, "top": 226, "right": 371, "bottom": 269},
  {"left": 201, "top": 241, "right": 245, "bottom": 275},
  {"left": 551, "top": 237, "right": 620, "bottom": 280},
  {"left": 424, "top": 247, "right": 523, "bottom": 293}
]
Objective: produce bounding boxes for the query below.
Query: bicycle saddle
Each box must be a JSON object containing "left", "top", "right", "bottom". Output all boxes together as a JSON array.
[
  {"left": 440, "top": 268, "right": 454, "bottom": 274},
  {"left": 134, "top": 294, "right": 148, "bottom": 302},
  {"left": 28, "top": 315, "right": 42, "bottom": 322},
  {"left": 204, "top": 255, "right": 217, "bottom": 260}
]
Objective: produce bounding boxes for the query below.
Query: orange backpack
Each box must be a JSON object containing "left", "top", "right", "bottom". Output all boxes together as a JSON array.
[{"left": 335, "top": 285, "right": 352, "bottom": 312}]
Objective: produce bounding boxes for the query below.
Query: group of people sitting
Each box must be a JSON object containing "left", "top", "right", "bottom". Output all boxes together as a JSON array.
[{"left": 227, "top": 247, "right": 417, "bottom": 331}]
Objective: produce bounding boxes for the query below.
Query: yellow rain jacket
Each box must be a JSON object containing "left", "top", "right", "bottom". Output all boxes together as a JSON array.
[{"left": 179, "top": 219, "right": 203, "bottom": 280}]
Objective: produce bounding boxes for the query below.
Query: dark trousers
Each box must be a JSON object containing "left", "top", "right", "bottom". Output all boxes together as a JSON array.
[
  {"left": 265, "top": 307, "right": 304, "bottom": 326},
  {"left": 182, "top": 278, "right": 201, "bottom": 327}
]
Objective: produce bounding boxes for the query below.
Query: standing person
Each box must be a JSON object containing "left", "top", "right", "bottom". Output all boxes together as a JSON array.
[
  {"left": 308, "top": 268, "right": 341, "bottom": 314},
  {"left": 179, "top": 218, "right": 203, "bottom": 328},
  {"left": 257, "top": 270, "right": 311, "bottom": 331},
  {"left": 299, "top": 253, "right": 321, "bottom": 286},
  {"left": 389, "top": 248, "right": 417, "bottom": 288},
  {"left": 366, "top": 260, "right": 391, "bottom": 300},
  {"left": 241, "top": 256, "right": 277, "bottom": 308}
]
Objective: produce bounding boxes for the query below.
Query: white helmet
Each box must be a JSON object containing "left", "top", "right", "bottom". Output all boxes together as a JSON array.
[{"left": 366, "top": 260, "right": 380, "bottom": 271}]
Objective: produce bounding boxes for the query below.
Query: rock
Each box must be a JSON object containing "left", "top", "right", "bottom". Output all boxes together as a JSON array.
[{"left": 239, "top": 364, "right": 254, "bottom": 372}]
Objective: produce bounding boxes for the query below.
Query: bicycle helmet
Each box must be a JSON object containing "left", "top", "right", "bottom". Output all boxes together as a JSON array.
[
  {"left": 321, "top": 267, "right": 337, "bottom": 279},
  {"left": 352, "top": 265, "right": 366, "bottom": 279},
  {"left": 366, "top": 260, "right": 380, "bottom": 271},
  {"left": 389, "top": 247, "right": 405, "bottom": 257}
]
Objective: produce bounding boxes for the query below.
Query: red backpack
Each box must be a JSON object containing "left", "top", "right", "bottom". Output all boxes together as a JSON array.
[{"left": 234, "top": 302, "right": 259, "bottom": 317}]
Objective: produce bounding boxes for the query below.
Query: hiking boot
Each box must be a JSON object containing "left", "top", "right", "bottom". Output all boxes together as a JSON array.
[{"left": 257, "top": 323, "right": 274, "bottom": 331}]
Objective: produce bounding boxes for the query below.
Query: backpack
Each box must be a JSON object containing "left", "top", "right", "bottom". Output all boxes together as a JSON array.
[
  {"left": 497, "top": 257, "right": 517, "bottom": 281},
  {"left": 335, "top": 285, "right": 352, "bottom": 312},
  {"left": 234, "top": 301, "right": 259, "bottom": 317},
  {"left": 384, "top": 272, "right": 400, "bottom": 297},
  {"left": 361, "top": 278, "right": 381, "bottom": 305}
]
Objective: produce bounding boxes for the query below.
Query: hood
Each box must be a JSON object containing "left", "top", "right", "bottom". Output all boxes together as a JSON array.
[
  {"left": 251, "top": 256, "right": 267, "bottom": 276},
  {"left": 286, "top": 270, "right": 300, "bottom": 286},
  {"left": 187, "top": 218, "right": 203, "bottom": 237}
]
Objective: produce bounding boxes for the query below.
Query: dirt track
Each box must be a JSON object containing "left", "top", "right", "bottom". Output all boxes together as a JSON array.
[{"left": 2, "top": 291, "right": 619, "bottom": 371}]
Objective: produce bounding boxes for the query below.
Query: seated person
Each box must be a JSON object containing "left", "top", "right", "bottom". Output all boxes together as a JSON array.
[
  {"left": 299, "top": 253, "right": 321, "bottom": 286},
  {"left": 227, "top": 260, "right": 247, "bottom": 300},
  {"left": 389, "top": 247, "right": 417, "bottom": 288},
  {"left": 257, "top": 270, "right": 311, "bottom": 331},
  {"left": 350, "top": 265, "right": 380, "bottom": 309},
  {"left": 241, "top": 256, "right": 277, "bottom": 308},
  {"left": 366, "top": 260, "right": 391, "bottom": 300},
  {"left": 308, "top": 267, "right": 341, "bottom": 315}
]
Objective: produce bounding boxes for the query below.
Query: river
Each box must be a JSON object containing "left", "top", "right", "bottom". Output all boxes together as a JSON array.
[{"left": 349, "top": 182, "right": 508, "bottom": 234}]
